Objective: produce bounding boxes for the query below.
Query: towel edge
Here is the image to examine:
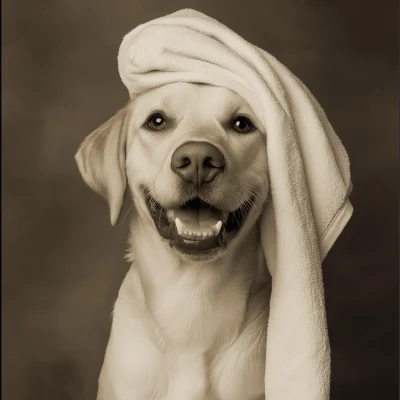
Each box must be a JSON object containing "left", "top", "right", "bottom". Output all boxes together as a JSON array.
[{"left": 320, "top": 198, "right": 353, "bottom": 261}]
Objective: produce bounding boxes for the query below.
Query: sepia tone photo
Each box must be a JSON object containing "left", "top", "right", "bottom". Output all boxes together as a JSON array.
[{"left": 2, "top": 1, "right": 398, "bottom": 400}]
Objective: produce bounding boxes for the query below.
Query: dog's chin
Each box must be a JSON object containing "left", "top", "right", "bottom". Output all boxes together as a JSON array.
[{"left": 143, "top": 192, "right": 254, "bottom": 261}]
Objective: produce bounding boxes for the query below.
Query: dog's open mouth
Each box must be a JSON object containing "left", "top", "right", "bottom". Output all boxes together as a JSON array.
[{"left": 145, "top": 194, "right": 252, "bottom": 255}]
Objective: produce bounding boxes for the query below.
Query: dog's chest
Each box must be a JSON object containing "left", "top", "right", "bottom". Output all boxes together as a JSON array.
[
  {"left": 102, "top": 267, "right": 269, "bottom": 400},
  {"left": 150, "top": 268, "right": 250, "bottom": 350},
  {"left": 147, "top": 269, "right": 269, "bottom": 400}
]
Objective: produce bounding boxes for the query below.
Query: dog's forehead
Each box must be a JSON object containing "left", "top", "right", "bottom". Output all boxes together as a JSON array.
[{"left": 130, "top": 82, "right": 254, "bottom": 118}]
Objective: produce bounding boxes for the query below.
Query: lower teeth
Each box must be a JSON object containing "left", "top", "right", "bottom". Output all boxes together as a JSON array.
[{"left": 175, "top": 218, "right": 222, "bottom": 238}]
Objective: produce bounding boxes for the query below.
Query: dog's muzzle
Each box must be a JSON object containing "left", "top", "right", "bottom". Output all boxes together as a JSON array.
[{"left": 143, "top": 141, "right": 253, "bottom": 256}]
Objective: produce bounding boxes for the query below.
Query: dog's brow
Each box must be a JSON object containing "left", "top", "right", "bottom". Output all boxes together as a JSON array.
[
  {"left": 214, "top": 94, "right": 251, "bottom": 115},
  {"left": 136, "top": 97, "right": 179, "bottom": 119},
  {"left": 215, "top": 102, "right": 260, "bottom": 127}
]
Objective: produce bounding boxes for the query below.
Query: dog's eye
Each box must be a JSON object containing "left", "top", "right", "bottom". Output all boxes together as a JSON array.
[
  {"left": 147, "top": 113, "right": 167, "bottom": 130},
  {"left": 232, "top": 116, "right": 254, "bottom": 134}
]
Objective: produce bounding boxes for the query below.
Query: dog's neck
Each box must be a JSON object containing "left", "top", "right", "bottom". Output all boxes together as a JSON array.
[
  {"left": 127, "top": 211, "right": 265, "bottom": 298},
  {"left": 123, "top": 211, "right": 267, "bottom": 350}
]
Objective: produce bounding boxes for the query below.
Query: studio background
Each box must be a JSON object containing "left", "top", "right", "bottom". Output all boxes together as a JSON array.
[{"left": 2, "top": 1, "right": 398, "bottom": 399}]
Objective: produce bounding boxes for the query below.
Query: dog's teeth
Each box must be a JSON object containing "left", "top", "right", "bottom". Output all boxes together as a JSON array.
[
  {"left": 167, "top": 210, "right": 175, "bottom": 222},
  {"left": 175, "top": 218, "right": 183, "bottom": 235},
  {"left": 221, "top": 212, "right": 229, "bottom": 223},
  {"left": 213, "top": 221, "right": 223, "bottom": 235},
  {"left": 175, "top": 219, "right": 221, "bottom": 238}
]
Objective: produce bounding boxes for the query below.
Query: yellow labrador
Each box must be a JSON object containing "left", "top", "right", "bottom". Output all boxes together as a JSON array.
[{"left": 76, "top": 82, "right": 272, "bottom": 400}]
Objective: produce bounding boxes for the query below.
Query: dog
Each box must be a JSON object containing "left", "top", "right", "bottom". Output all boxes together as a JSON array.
[{"left": 76, "top": 82, "right": 272, "bottom": 400}]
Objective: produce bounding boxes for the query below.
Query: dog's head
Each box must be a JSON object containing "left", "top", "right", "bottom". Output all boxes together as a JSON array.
[{"left": 76, "top": 83, "right": 269, "bottom": 261}]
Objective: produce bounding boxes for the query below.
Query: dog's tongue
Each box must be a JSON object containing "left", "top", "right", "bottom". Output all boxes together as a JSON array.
[{"left": 170, "top": 207, "right": 220, "bottom": 229}]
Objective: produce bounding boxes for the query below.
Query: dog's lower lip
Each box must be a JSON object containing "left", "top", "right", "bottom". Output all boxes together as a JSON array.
[{"left": 173, "top": 235, "right": 221, "bottom": 253}]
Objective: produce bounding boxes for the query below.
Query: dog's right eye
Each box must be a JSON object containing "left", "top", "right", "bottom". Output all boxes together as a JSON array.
[{"left": 147, "top": 113, "right": 167, "bottom": 131}]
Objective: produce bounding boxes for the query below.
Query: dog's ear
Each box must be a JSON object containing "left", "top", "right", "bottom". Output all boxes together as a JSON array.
[{"left": 75, "top": 107, "right": 129, "bottom": 226}]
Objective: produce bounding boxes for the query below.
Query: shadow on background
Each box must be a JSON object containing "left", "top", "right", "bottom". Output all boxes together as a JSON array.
[{"left": 2, "top": 0, "right": 398, "bottom": 399}]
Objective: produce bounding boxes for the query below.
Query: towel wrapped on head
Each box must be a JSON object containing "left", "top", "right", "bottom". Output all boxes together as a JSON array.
[{"left": 118, "top": 9, "right": 353, "bottom": 400}]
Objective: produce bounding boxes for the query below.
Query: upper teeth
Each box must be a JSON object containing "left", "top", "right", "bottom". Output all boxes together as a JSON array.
[
  {"left": 175, "top": 217, "right": 183, "bottom": 235},
  {"left": 174, "top": 217, "right": 223, "bottom": 237}
]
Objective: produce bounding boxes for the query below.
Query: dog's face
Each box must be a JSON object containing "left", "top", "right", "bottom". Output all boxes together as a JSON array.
[{"left": 76, "top": 83, "right": 269, "bottom": 261}]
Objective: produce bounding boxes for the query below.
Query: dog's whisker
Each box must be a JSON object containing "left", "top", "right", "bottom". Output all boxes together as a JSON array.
[{"left": 120, "top": 202, "right": 135, "bottom": 230}]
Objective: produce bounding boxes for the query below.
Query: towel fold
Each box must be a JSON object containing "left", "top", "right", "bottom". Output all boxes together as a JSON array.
[{"left": 118, "top": 9, "right": 353, "bottom": 399}]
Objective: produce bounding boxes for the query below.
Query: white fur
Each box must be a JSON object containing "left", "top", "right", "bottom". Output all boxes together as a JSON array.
[{"left": 76, "top": 83, "right": 271, "bottom": 400}]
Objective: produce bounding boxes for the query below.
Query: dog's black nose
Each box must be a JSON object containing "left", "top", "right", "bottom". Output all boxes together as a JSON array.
[{"left": 171, "top": 141, "right": 225, "bottom": 186}]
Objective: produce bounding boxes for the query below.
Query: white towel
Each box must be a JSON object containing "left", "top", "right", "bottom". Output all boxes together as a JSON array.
[{"left": 118, "top": 9, "right": 353, "bottom": 400}]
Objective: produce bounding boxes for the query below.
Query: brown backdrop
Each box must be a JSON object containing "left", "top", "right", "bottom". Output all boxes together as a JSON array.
[{"left": 2, "top": 1, "right": 398, "bottom": 399}]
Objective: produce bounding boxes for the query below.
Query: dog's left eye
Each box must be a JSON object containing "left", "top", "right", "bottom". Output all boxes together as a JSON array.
[
  {"left": 232, "top": 116, "right": 254, "bottom": 134},
  {"left": 147, "top": 113, "right": 167, "bottom": 130}
]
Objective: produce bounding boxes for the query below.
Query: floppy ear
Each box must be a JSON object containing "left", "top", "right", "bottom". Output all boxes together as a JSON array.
[{"left": 75, "top": 107, "right": 129, "bottom": 226}]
